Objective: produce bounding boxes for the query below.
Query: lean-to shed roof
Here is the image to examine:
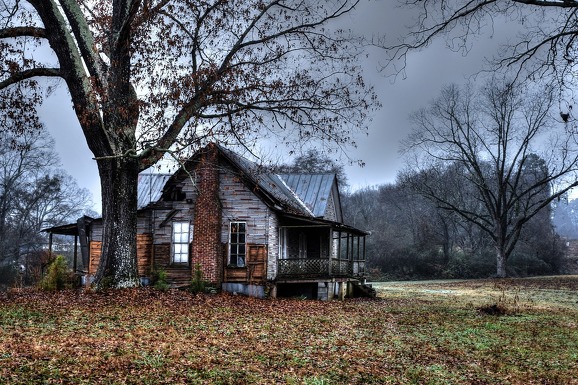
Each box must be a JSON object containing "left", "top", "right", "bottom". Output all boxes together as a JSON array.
[{"left": 137, "top": 173, "right": 172, "bottom": 209}]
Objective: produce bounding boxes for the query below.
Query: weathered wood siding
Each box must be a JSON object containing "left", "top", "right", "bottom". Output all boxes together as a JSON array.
[
  {"left": 323, "top": 182, "right": 342, "bottom": 223},
  {"left": 88, "top": 241, "right": 101, "bottom": 276},
  {"left": 136, "top": 233, "right": 153, "bottom": 276},
  {"left": 88, "top": 210, "right": 156, "bottom": 242},
  {"left": 325, "top": 188, "right": 337, "bottom": 222},
  {"left": 146, "top": 172, "right": 199, "bottom": 286},
  {"left": 153, "top": 243, "right": 191, "bottom": 286},
  {"left": 150, "top": 207, "right": 195, "bottom": 245},
  {"left": 219, "top": 170, "right": 270, "bottom": 243},
  {"left": 89, "top": 220, "right": 103, "bottom": 242},
  {"left": 219, "top": 167, "right": 278, "bottom": 281},
  {"left": 88, "top": 233, "right": 152, "bottom": 277}
]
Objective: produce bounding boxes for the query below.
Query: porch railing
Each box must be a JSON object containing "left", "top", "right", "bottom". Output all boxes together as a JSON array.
[{"left": 277, "top": 258, "right": 365, "bottom": 278}]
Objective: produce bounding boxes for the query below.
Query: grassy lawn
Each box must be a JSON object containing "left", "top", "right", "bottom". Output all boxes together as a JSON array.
[{"left": 0, "top": 277, "right": 577, "bottom": 384}]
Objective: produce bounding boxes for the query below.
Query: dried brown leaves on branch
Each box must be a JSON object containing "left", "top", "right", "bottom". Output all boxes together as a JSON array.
[{"left": 1, "top": 0, "right": 379, "bottom": 288}]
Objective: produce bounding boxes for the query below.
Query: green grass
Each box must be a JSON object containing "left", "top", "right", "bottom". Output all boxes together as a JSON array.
[{"left": 0, "top": 277, "right": 577, "bottom": 384}]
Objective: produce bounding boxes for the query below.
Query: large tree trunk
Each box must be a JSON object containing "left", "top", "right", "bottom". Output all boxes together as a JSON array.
[{"left": 92, "top": 156, "right": 140, "bottom": 289}]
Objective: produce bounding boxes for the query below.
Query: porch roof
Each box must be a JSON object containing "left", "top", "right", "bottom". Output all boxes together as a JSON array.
[
  {"left": 41, "top": 222, "right": 79, "bottom": 236},
  {"left": 41, "top": 216, "right": 94, "bottom": 236},
  {"left": 280, "top": 213, "right": 369, "bottom": 236}
]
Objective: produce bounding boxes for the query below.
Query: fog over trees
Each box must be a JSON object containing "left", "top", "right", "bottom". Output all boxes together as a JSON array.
[
  {"left": 0, "top": 128, "right": 94, "bottom": 287},
  {"left": 342, "top": 175, "right": 568, "bottom": 281},
  {"left": 340, "top": 77, "right": 578, "bottom": 280}
]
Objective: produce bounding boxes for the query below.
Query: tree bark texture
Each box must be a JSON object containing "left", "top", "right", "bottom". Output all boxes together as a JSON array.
[{"left": 93, "top": 157, "right": 140, "bottom": 288}]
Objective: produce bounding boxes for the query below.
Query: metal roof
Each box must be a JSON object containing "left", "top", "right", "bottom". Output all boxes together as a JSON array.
[
  {"left": 137, "top": 173, "right": 172, "bottom": 209},
  {"left": 43, "top": 145, "right": 363, "bottom": 235},
  {"left": 217, "top": 146, "right": 315, "bottom": 217},
  {"left": 216, "top": 145, "right": 338, "bottom": 219},
  {"left": 277, "top": 174, "right": 335, "bottom": 218}
]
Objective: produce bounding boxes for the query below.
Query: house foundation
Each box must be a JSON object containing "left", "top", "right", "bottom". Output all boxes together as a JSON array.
[{"left": 273, "top": 278, "right": 358, "bottom": 300}]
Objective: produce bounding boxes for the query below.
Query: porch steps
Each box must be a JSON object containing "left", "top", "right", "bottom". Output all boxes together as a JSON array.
[{"left": 352, "top": 281, "right": 376, "bottom": 298}]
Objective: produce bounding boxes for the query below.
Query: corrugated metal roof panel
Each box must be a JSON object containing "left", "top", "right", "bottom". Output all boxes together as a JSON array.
[
  {"left": 137, "top": 173, "right": 172, "bottom": 209},
  {"left": 278, "top": 174, "right": 335, "bottom": 218}
]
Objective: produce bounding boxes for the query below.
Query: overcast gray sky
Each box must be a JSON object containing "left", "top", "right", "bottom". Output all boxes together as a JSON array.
[{"left": 37, "top": 0, "right": 510, "bottom": 212}]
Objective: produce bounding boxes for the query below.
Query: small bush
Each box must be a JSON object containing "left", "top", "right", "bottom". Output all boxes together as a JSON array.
[
  {"left": 152, "top": 268, "right": 170, "bottom": 291},
  {"left": 39, "top": 255, "right": 71, "bottom": 291},
  {"left": 190, "top": 263, "right": 207, "bottom": 294}
]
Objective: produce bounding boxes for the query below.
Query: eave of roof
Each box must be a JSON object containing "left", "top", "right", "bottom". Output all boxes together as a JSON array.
[
  {"left": 41, "top": 216, "right": 94, "bottom": 235},
  {"left": 279, "top": 212, "right": 370, "bottom": 236}
]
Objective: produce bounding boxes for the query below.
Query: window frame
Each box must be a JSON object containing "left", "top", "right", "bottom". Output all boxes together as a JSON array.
[
  {"left": 228, "top": 221, "right": 247, "bottom": 267},
  {"left": 171, "top": 221, "right": 191, "bottom": 265}
]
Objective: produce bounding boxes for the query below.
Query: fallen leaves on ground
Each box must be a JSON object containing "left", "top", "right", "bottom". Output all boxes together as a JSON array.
[{"left": 0, "top": 278, "right": 577, "bottom": 384}]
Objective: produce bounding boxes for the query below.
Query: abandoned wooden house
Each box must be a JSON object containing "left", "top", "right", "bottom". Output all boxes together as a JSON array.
[{"left": 44, "top": 143, "right": 370, "bottom": 300}]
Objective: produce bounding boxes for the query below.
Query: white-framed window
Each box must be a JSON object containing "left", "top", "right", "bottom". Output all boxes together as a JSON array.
[
  {"left": 172, "top": 221, "right": 191, "bottom": 264},
  {"left": 229, "top": 222, "right": 246, "bottom": 267}
]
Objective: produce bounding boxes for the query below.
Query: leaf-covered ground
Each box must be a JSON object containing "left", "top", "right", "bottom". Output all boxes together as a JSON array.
[{"left": 1, "top": 277, "right": 577, "bottom": 384}]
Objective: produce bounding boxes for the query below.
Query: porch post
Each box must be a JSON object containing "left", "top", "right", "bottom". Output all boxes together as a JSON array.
[
  {"left": 346, "top": 233, "right": 350, "bottom": 261},
  {"left": 48, "top": 233, "right": 53, "bottom": 255},
  {"left": 362, "top": 236, "right": 366, "bottom": 275},
  {"left": 73, "top": 235, "right": 78, "bottom": 273}
]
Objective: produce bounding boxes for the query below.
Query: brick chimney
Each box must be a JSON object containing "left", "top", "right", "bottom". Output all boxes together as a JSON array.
[{"left": 191, "top": 144, "right": 223, "bottom": 285}]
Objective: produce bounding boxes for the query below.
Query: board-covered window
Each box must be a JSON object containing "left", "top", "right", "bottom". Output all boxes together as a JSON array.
[
  {"left": 172, "top": 221, "right": 190, "bottom": 264},
  {"left": 229, "top": 222, "right": 246, "bottom": 267}
]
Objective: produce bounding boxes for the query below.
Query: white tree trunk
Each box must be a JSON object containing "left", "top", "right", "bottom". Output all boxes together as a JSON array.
[{"left": 496, "top": 250, "right": 507, "bottom": 278}]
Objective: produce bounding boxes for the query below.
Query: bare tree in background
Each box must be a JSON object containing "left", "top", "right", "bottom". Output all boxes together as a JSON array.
[
  {"left": 273, "top": 148, "right": 350, "bottom": 189},
  {"left": 1, "top": 0, "right": 378, "bottom": 288},
  {"left": 388, "top": 1, "right": 578, "bottom": 97},
  {"left": 0, "top": 129, "right": 93, "bottom": 286},
  {"left": 402, "top": 79, "right": 578, "bottom": 277}
]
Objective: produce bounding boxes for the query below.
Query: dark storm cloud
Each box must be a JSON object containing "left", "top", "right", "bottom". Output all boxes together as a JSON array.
[{"left": 342, "top": 0, "right": 520, "bottom": 190}]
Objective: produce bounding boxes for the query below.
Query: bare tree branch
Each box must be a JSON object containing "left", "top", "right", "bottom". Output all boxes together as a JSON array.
[
  {"left": 0, "top": 26, "right": 46, "bottom": 38},
  {"left": 403, "top": 78, "right": 578, "bottom": 277},
  {"left": 0, "top": 68, "right": 61, "bottom": 89}
]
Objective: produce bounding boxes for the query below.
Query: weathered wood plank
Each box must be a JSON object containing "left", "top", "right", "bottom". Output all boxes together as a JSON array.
[
  {"left": 137, "top": 233, "right": 153, "bottom": 276},
  {"left": 153, "top": 244, "right": 170, "bottom": 267},
  {"left": 223, "top": 243, "right": 267, "bottom": 283},
  {"left": 88, "top": 241, "right": 102, "bottom": 276}
]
